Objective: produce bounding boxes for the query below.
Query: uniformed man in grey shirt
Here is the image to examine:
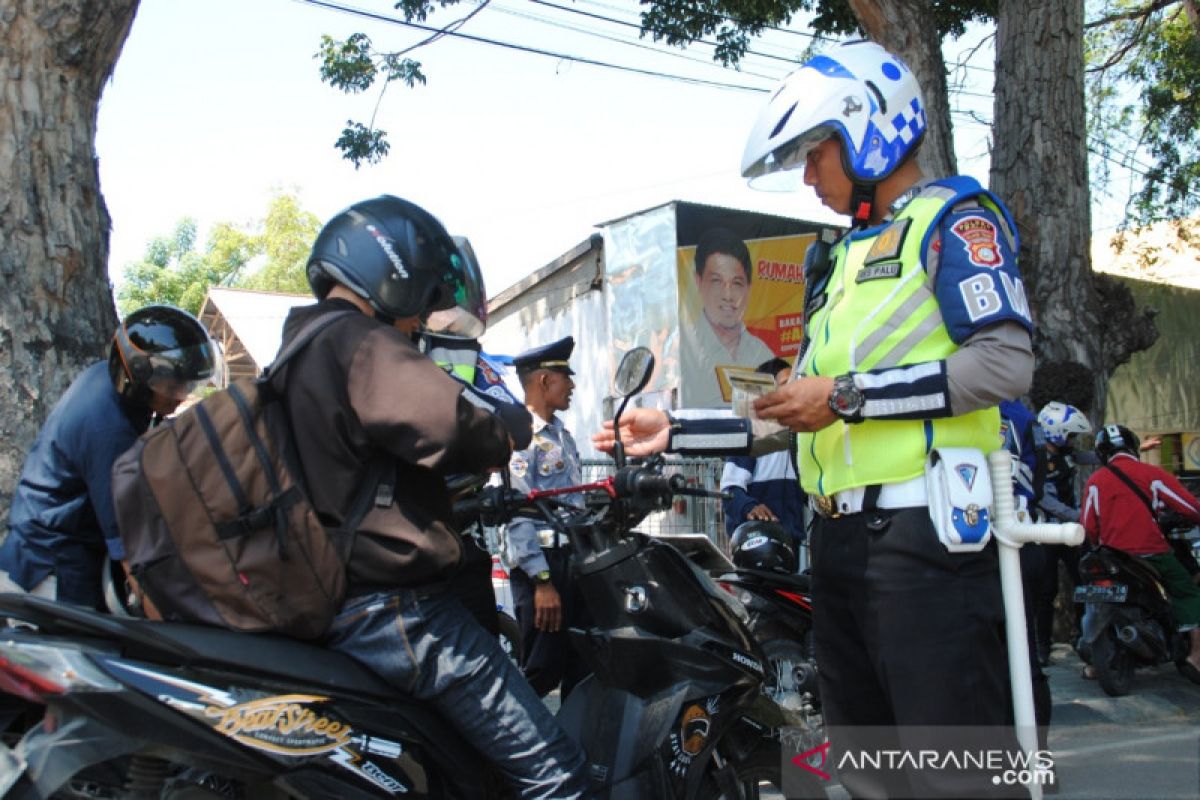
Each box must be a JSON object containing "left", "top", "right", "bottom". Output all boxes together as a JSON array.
[{"left": 505, "top": 336, "right": 590, "bottom": 698}]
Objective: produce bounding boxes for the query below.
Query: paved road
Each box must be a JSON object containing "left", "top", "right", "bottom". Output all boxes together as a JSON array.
[
  {"left": 1042, "top": 643, "right": 1200, "bottom": 800},
  {"left": 817, "top": 643, "right": 1200, "bottom": 799}
]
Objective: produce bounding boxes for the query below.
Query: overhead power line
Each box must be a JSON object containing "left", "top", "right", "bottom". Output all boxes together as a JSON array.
[
  {"left": 297, "top": 0, "right": 1186, "bottom": 205},
  {"left": 295, "top": 0, "right": 773, "bottom": 93},
  {"left": 489, "top": 0, "right": 785, "bottom": 82}
]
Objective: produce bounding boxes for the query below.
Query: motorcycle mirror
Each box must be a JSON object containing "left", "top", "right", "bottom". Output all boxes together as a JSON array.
[
  {"left": 614, "top": 347, "right": 654, "bottom": 398},
  {"left": 611, "top": 347, "right": 655, "bottom": 468}
]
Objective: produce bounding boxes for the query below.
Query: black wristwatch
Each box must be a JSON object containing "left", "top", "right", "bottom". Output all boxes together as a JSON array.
[{"left": 828, "top": 374, "right": 865, "bottom": 422}]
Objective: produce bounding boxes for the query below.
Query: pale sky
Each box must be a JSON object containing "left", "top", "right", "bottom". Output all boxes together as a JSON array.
[{"left": 95, "top": 0, "right": 1041, "bottom": 297}]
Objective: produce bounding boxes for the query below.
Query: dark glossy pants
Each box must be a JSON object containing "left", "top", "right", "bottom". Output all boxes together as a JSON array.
[
  {"left": 511, "top": 546, "right": 592, "bottom": 699},
  {"left": 811, "top": 507, "right": 1025, "bottom": 799},
  {"left": 326, "top": 587, "right": 589, "bottom": 799}
]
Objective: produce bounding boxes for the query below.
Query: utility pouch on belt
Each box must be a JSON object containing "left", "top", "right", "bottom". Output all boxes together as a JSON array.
[{"left": 925, "top": 447, "right": 992, "bottom": 553}]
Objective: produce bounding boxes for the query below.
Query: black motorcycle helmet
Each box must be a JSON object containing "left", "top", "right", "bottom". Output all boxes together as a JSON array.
[
  {"left": 1095, "top": 423, "right": 1141, "bottom": 465},
  {"left": 729, "top": 521, "right": 798, "bottom": 574},
  {"left": 109, "top": 305, "right": 217, "bottom": 408},
  {"left": 306, "top": 195, "right": 473, "bottom": 323}
]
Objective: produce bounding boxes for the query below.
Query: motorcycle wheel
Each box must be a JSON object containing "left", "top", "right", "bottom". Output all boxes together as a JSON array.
[
  {"left": 1092, "top": 629, "right": 1135, "bottom": 697},
  {"left": 497, "top": 611, "right": 522, "bottom": 664}
]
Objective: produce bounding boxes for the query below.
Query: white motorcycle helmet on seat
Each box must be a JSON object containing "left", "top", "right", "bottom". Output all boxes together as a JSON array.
[
  {"left": 1037, "top": 401, "right": 1092, "bottom": 447},
  {"left": 741, "top": 40, "right": 927, "bottom": 225}
]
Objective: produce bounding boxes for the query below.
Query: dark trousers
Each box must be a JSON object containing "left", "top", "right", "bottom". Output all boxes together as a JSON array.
[
  {"left": 1037, "top": 544, "right": 1082, "bottom": 650},
  {"left": 811, "top": 508, "right": 1023, "bottom": 799},
  {"left": 511, "top": 547, "right": 591, "bottom": 699}
]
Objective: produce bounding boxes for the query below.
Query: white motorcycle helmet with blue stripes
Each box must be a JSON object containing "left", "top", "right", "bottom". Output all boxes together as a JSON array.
[
  {"left": 1037, "top": 401, "right": 1092, "bottom": 448},
  {"left": 741, "top": 40, "right": 927, "bottom": 223}
]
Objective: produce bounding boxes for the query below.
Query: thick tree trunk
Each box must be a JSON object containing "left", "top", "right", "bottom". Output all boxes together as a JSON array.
[
  {"left": 0, "top": 0, "right": 139, "bottom": 522},
  {"left": 990, "top": 0, "right": 1155, "bottom": 423},
  {"left": 847, "top": 0, "right": 957, "bottom": 178}
]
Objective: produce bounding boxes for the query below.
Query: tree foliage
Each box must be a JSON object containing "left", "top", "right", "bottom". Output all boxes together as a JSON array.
[
  {"left": 116, "top": 192, "right": 319, "bottom": 316},
  {"left": 239, "top": 193, "right": 322, "bottom": 294},
  {"left": 1086, "top": 0, "right": 1200, "bottom": 227}
]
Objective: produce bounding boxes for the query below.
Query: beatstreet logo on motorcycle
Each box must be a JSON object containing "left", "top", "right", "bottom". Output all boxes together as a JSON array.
[{"left": 204, "top": 693, "right": 354, "bottom": 755}]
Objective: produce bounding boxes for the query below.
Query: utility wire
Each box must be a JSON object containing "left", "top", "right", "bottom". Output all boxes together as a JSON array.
[
  {"left": 490, "top": 1, "right": 785, "bottom": 82},
  {"left": 296, "top": 0, "right": 773, "bottom": 93},
  {"left": 300, "top": 0, "right": 1183, "bottom": 203},
  {"left": 529, "top": 0, "right": 807, "bottom": 67}
]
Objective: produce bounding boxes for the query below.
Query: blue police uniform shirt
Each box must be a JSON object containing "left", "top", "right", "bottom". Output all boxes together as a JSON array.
[
  {"left": 0, "top": 362, "right": 150, "bottom": 605},
  {"left": 505, "top": 414, "right": 581, "bottom": 577}
]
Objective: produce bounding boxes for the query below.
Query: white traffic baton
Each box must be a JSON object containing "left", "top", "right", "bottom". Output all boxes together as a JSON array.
[{"left": 987, "top": 450, "right": 1085, "bottom": 800}]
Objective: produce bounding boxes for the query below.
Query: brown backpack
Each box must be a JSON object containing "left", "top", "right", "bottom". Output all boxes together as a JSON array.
[{"left": 112, "top": 310, "right": 380, "bottom": 639}]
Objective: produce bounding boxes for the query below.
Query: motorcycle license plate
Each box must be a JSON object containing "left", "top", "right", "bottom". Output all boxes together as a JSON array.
[{"left": 1073, "top": 584, "right": 1128, "bottom": 603}]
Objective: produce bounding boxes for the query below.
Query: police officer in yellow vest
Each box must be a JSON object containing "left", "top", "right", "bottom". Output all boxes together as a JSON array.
[{"left": 593, "top": 41, "right": 1034, "bottom": 798}]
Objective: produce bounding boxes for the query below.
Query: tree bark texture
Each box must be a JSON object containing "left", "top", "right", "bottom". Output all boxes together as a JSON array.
[
  {"left": 0, "top": 0, "right": 139, "bottom": 522},
  {"left": 846, "top": 0, "right": 957, "bottom": 178},
  {"left": 990, "top": 0, "right": 1155, "bottom": 424}
]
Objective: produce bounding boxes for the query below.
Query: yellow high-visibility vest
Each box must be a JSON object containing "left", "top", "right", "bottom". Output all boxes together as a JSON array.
[{"left": 797, "top": 182, "right": 1011, "bottom": 496}]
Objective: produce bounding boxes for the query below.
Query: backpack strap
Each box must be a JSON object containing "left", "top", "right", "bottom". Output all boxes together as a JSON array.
[
  {"left": 259, "top": 307, "right": 385, "bottom": 552},
  {"left": 1104, "top": 461, "right": 1157, "bottom": 520},
  {"left": 264, "top": 309, "right": 358, "bottom": 379}
]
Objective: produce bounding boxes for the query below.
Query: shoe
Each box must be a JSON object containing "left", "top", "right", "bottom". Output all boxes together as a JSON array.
[{"left": 1081, "top": 664, "right": 1097, "bottom": 680}]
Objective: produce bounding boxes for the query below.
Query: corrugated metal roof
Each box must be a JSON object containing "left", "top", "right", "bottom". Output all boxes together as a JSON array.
[{"left": 200, "top": 287, "right": 313, "bottom": 375}]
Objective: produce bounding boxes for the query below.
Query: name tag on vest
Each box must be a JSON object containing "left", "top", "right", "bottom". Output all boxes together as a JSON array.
[{"left": 856, "top": 262, "right": 902, "bottom": 282}]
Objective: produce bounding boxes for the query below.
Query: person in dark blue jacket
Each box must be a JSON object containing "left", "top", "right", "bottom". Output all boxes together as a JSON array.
[
  {"left": 0, "top": 306, "right": 217, "bottom": 609},
  {"left": 720, "top": 358, "right": 807, "bottom": 566}
]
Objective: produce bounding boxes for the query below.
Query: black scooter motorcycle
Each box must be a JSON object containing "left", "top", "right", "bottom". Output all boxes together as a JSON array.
[
  {"left": 0, "top": 347, "right": 811, "bottom": 799},
  {"left": 715, "top": 566, "right": 819, "bottom": 729},
  {"left": 1074, "top": 544, "right": 1193, "bottom": 697}
]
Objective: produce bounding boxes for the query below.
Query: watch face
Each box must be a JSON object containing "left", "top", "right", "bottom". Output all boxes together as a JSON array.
[{"left": 830, "top": 378, "right": 863, "bottom": 417}]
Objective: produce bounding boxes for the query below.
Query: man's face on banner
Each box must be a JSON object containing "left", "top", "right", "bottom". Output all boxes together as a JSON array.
[{"left": 697, "top": 252, "right": 750, "bottom": 332}]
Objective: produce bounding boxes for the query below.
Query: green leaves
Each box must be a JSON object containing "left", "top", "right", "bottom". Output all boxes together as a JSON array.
[
  {"left": 317, "top": 33, "right": 377, "bottom": 93},
  {"left": 335, "top": 121, "right": 391, "bottom": 168},
  {"left": 316, "top": 30, "right": 425, "bottom": 167},
  {"left": 116, "top": 192, "right": 320, "bottom": 315},
  {"left": 1086, "top": 1, "right": 1200, "bottom": 225}
]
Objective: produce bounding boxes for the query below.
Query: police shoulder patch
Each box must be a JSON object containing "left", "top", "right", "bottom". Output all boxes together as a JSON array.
[{"left": 949, "top": 215, "right": 1003, "bottom": 268}]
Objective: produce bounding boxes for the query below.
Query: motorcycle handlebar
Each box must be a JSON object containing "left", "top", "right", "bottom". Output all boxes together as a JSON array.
[{"left": 451, "top": 466, "right": 728, "bottom": 527}]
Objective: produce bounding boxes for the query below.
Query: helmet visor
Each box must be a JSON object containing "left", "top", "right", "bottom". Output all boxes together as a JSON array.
[
  {"left": 745, "top": 124, "right": 838, "bottom": 192},
  {"left": 144, "top": 340, "right": 219, "bottom": 400},
  {"left": 426, "top": 236, "right": 487, "bottom": 338}
]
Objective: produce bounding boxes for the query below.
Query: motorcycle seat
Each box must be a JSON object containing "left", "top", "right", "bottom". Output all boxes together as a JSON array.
[
  {"left": 0, "top": 593, "right": 394, "bottom": 697},
  {"left": 729, "top": 568, "right": 812, "bottom": 593}
]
